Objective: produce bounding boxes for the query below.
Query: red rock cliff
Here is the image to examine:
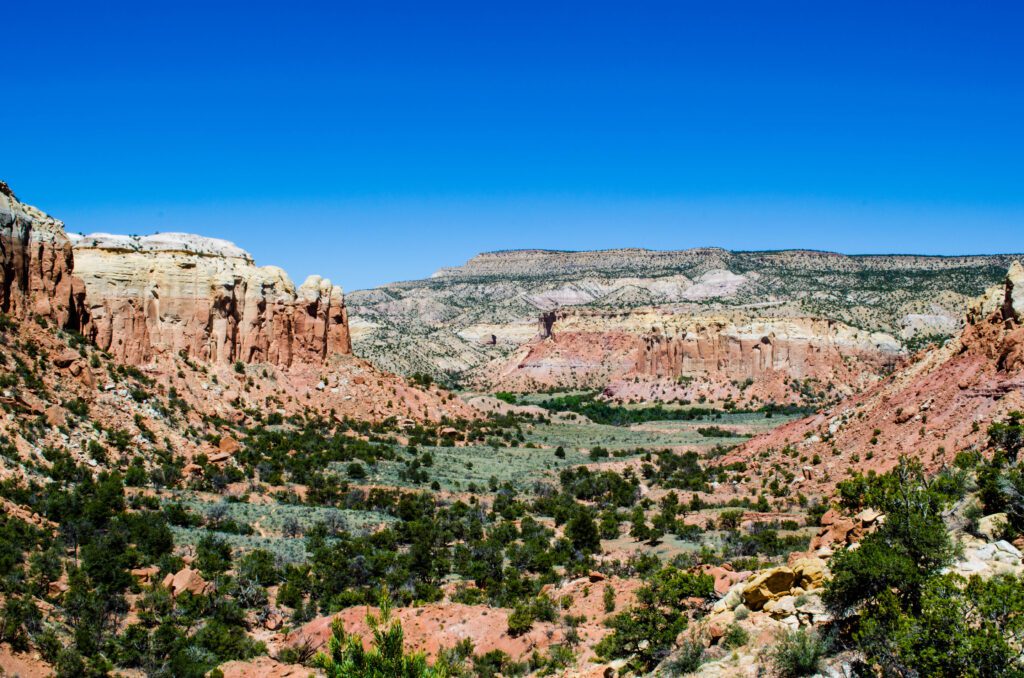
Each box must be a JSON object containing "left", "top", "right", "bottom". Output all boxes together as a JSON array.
[
  {"left": 0, "top": 182, "right": 88, "bottom": 329},
  {"left": 68, "top": 232, "right": 351, "bottom": 367}
]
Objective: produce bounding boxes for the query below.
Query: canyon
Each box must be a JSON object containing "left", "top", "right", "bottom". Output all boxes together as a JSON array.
[
  {"left": 350, "top": 247, "right": 1020, "bottom": 404},
  {"left": 726, "top": 261, "right": 1024, "bottom": 495},
  {"left": 2, "top": 179, "right": 1023, "bottom": 678},
  {"left": 479, "top": 309, "right": 902, "bottom": 405}
]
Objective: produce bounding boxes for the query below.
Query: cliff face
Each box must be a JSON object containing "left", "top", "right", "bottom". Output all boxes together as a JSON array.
[
  {"left": 729, "top": 262, "right": 1024, "bottom": 495},
  {"left": 0, "top": 181, "right": 467, "bottom": 422},
  {"left": 480, "top": 309, "right": 901, "bottom": 404},
  {"left": 0, "top": 182, "right": 88, "bottom": 329},
  {"left": 351, "top": 247, "right": 1022, "bottom": 385},
  {"left": 68, "top": 233, "right": 351, "bottom": 367}
]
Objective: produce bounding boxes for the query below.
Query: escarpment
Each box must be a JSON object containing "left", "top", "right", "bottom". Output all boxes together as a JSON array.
[
  {"left": 0, "top": 182, "right": 88, "bottom": 329},
  {"left": 730, "top": 261, "right": 1024, "bottom": 493},
  {"left": 479, "top": 308, "right": 902, "bottom": 403},
  {"left": 69, "top": 232, "right": 351, "bottom": 367},
  {"left": 351, "top": 246, "right": 1021, "bottom": 388}
]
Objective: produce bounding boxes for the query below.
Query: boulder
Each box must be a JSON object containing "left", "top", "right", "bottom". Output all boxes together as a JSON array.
[
  {"left": 53, "top": 349, "right": 80, "bottom": 368},
  {"left": 698, "top": 564, "right": 750, "bottom": 596},
  {"left": 48, "top": 574, "right": 69, "bottom": 598},
  {"left": 44, "top": 405, "right": 66, "bottom": 428},
  {"left": 712, "top": 581, "right": 746, "bottom": 613},
  {"left": 791, "top": 557, "right": 827, "bottom": 591},
  {"left": 764, "top": 595, "right": 797, "bottom": 618},
  {"left": 161, "top": 567, "right": 210, "bottom": 597},
  {"left": 130, "top": 565, "right": 161, "bottom": 585},
  {"left": 742, "top": 567, "right": 795, "bottom": 610},
  {"left": 978, "top": 513, "right": 1008, "bottom": 541},
  {"left": 855, "top": 508, "right": 882, "bottom": 525}
]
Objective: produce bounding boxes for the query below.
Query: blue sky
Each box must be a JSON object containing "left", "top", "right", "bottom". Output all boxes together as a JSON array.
[{"left": 4, "top": 1, "right": 1023, "bottom": 290}]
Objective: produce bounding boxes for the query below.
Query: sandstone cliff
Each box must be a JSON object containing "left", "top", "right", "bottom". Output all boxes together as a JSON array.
[
  {"left": 0, "top": 182, "right": 470, "bottom": 423},
  {"left": 0, "top": 182, "right": 88, "bottom": 329},
  {"left": 350, "top": 247, "right": 1021, "bottom": 388},
  {"left": 69, "top": 232, "right": 351, "bottom": 367},
  {"left": 727, "top": 261, "right": 1024, "bottom": 495},
  {"left": 479, "top": 308, "right": 901, "bottom": 403}
]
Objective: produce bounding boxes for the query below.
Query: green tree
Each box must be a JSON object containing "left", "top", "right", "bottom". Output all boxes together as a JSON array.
[
  {"left": 595, "top": 567, "right": 713, "bottom": 672},
  {"left": 822, "top": 457, "right": 1024, "bottom": 676},
  {"left": 565, "top": 509, "right": 601, "bottom": 554},
  {"left": 825, "top": 457, "right": 955, "bottom": 615},
  {"left": 313, "top": 593, "right": 448, "bottom": 678}
]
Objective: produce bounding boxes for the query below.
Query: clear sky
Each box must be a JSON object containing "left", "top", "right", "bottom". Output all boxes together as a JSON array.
[{"left": 4, "top": 1, "right": 1023, "bottom": 290}]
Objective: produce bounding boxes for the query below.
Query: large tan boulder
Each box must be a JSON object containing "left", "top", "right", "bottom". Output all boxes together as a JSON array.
[
  {"left": 742, "top": 567, "right": 795, "bottom": 610},
  {"left": 161, "top": 567, "right": 210, "bottom": 597},
  {"left": 130, "top": 565, "right": 161, "bottom": 585},
  {"left": 219, "top": 435, "right": 241, "bottom": 455},
  {"left": 791, "top": 557, "right": 827, "bottom": 591},
  {"left": 978, "top": 513, "right": 1008, "bottom": 541}
]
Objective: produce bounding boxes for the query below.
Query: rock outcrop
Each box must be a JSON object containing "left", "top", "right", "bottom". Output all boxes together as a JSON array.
[
  {"left": 0, "top": 182, "right": 88, "bottom": 329},
  {"left": 69, "top": 232, "right": 351, "bottom": 367},
  {"left": 729, "top": 261, "right": 1024, "bottom": 495},
  {"left": 0, "top": 182, "right": 469, "bottom": 423},
  {"left": 161, "top": 567, "right": 211, "bottom": 597},
  {"left": 351, "top": 247, "right": 1021, "bottom": 384},
  {"left": 479, "top": 309, "right": 902, "bottom": 404}
]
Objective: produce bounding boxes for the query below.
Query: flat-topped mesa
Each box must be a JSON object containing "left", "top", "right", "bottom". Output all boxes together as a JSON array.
[
  {"left": 69, "top": 232, "right": 351, "bottom": 367},
  {"left": 0, "top": 182, "right": 89, "bottom": 329}
]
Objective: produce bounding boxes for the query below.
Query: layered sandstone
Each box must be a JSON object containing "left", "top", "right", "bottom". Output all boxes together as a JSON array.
[
  {"left": 351, "top": 246, "right": 1021, "bottom": 387},
  {"left": 727, "top": 261, "right": 1024, "bottom": 495},
  {"left": 0, "top": 182, "right": 469, "bottom": 430},
  {"left": 479, "top": 308, "right": 902, "bottom": 403},
  {"left": 69, "top": 232, "right": 351, "bottom": 367},
  {"left": 0, "top": 182, "right": 88, "bottom": 328}
]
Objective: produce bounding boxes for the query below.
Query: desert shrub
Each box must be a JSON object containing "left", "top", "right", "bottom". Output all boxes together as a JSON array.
[
  {"left": 663, "top": 637, "right": 705, "bottom": 675},
  {"left": 595, "top": 567, "right": 713, "bottom": 672},
  {"left": 853, "top": 572, "right": 1024, "bottom": 676},
  {"left": 826, "top": 455, "right": 1024, "bottom": 675},
  {"left": 722, "top": 622, "right": 749, "bottom": 649},
  {"left": 770, "top": 629, "right": 827, "bottom": 677},
  {"left": 826, "top": 458, "right": 955, "bottom": 615},
  {"left": 313, "top": 593, "right": 444, "bottom": 677},
  {"left": 603, "top": 584, "right": 616, "bottom": 613},
  {"left": 507, "top": 604, "right": 534, "bottom": 637}
]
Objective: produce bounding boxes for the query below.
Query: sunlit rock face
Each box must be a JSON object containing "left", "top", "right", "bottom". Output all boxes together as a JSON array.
[
  {"left": 69, "top": 231, "right": 351, "bottom": 367},
  {"left": 0, "top": 181, "right": 88, "bottom": 329}
]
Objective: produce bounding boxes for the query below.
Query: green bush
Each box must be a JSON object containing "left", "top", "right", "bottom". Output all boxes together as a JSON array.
[
  {"left": 663, "top": 637, "right": 704, "bottom": 675},
  {"left": 507, "top": 604, "right": 534, "bottom": 637},
  {"left": 722, "top": 622, "right": 749, "bottom": 649},
  {"left": 770, "top": 629, "right": 827, "bottom": 678},
  {"left": 826, "top": 458, "right": 955, "bottom": 615},
  {"left": 595, "top": 567, "right": 713, "bottom": 672},
  {"left": 313, "top": 593, "right": 446, "bottom": 677}
]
